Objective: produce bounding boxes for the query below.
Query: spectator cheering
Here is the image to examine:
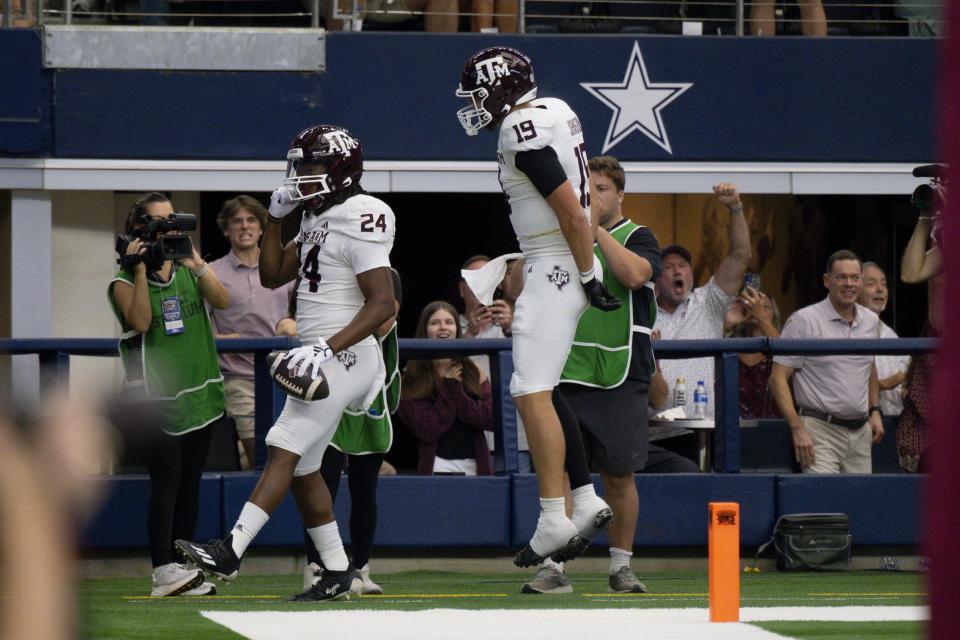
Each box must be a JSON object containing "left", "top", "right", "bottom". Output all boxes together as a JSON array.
[
  {"left": 725, "top": 285, "right": 782, "bottom": 418},
  {"left": 655, "top": 183, "right": 752, "bottom": 416},
  {"left": 398, "top": 301, "right": 495, "bottom": 475},
  {"left": 770, "top": 250, "right": 884, "bottom": 473},
  {"left": 857, "top": 262, "right": 909, "bottom": 418},
  {"left": 208, "top": 195, "right": 294, "bottom": 469}
]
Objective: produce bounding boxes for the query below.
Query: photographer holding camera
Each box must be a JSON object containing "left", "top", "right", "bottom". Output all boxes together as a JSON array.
[
  {"left": 897, "top": 165, "right": 946, "bottom": 473},
  {"left": 108, "top": 192, "right": 230, "bottom": 596}
]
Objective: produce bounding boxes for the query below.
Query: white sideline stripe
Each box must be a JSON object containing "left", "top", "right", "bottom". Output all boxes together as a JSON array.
[{"left": 200, "top": 607, "right": 927, "bottom": 640}]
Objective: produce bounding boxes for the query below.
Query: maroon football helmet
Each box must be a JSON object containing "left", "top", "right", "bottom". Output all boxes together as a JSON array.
[
  {"left": 456, "top": 47, "right": 538, "bottom": 136},
  {"left": 283, "top": 125, "right": 363, "bottom": 212}
]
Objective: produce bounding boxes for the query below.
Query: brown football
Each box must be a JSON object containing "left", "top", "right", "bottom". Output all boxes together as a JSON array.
[{"left": 266, "top": 351, "right": 330, "bottom": 401}]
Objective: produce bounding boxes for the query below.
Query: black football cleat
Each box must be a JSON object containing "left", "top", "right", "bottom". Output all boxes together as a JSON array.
[
  {"left": 549, "top": 533, "right": 591, "bottom": 563},
  {"left": 289, "top": 566, "right": 361, "bottom": 602},
  {"left": 175, "top": 534, "right": 241, "bottom": 582},
  {"left": 513, "top": 532, "right": 589, "bottom": 567}
]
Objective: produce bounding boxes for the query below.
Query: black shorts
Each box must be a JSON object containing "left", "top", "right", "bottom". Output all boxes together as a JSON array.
[{"left": 558, "top": 379, "right": 650, "bottom": 474}]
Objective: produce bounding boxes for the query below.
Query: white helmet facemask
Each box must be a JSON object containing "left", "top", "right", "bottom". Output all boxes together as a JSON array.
[{"left": 455, "top": 85, "right": 494, "bottom": 136}]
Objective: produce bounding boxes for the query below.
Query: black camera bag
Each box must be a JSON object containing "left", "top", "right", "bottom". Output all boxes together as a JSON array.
[{"left": 755, "top": 513, "right": 852, "bottom": 571}]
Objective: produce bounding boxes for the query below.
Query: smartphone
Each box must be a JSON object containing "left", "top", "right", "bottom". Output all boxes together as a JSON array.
[{"left": 743, "top": 272, "right": 761, "bottom": 291}]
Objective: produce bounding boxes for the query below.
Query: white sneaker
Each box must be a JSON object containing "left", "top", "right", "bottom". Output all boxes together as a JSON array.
[
  {"left": 357, "top": 563, "right": 383, "bottom": 595},
  {"left": 182, "top": 581, "right": 217, "bottom": 596},
  {"left": 302, "top": 562, "right": 323, "bottom": 591},
  {"left": 151, "top": 562, "right": 204, "bottom": 597}
]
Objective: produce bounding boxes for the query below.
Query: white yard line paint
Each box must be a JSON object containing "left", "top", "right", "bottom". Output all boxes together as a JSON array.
[{"left": 200, "top": 606, "right": 927, "bottom": 640}]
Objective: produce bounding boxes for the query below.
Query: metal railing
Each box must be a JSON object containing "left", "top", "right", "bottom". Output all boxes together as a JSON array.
[
  {"left": 1, "top": 0, "right": 943, "bottom": 34},
  {"left": 0, "top": 336, "right": 936, "bottom": 473}
]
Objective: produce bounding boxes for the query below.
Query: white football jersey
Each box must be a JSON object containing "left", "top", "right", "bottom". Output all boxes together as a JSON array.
[
  {"left": 294, "top": 193, "right": 395, "bottom": 346},
  {"left": 497, "top": 97, "right": 590, "bottom": 259}
]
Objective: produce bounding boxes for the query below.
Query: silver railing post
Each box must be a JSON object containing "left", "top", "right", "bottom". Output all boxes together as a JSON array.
[
  {"left": 2, "top": 0, "right": 11, "bottom": 28},
  {"left": 736, "top": 0, "right": 745, "bottom": 35},
  {"left": 64, "top": 0, "right": 71, "bottom": 24},
  {"left": 518, "top": 0, "right": 525, "bottom": 33},
  {"left": 312, "top": 0, "right": 320, "bottom": 28}
]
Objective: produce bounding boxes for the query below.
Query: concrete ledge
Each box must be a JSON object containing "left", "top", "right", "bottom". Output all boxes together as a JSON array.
[{"left": 42, "top": 26, "right": 325, "bottom": 71}]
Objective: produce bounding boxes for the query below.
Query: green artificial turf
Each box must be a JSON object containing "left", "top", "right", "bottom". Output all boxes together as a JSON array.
[{"left": 79, "top": 570, "right": 926, "bottom": 640}]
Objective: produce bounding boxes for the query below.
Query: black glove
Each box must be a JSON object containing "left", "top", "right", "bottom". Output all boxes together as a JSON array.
[{"left": 582, "top": 277, "right": 621, "bottom": 312}]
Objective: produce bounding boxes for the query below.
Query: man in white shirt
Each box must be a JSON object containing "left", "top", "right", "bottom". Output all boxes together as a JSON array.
[
  {"left": 858, "top": 262, "right": 909, "bottom": 417},
  {"left": 654, "top": 184, "right": 753, "bottom": 415}
]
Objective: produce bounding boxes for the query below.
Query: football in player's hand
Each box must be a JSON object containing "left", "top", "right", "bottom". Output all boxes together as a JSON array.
[{"left": 267, "top": 350, "right": 330, "bottom": 401}]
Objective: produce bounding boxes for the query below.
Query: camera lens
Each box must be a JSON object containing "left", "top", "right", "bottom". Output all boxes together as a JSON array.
[{"left": 911, "top": 184, "right": 934, "bottom": 212}]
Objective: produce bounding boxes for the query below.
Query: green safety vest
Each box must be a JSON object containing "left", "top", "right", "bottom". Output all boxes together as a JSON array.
[
  {"left": 330, "top": 322, "right": 400, "bottom": 454},
  {"left": 108, "top": 266, "right": 224, "bottom": 435},
  {"left": 560, "top": 220, "right": 656, "bottom": 388}
]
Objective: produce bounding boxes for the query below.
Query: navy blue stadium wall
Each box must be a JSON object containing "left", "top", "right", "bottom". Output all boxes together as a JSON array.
[
  {"left": 80, "top": 473, "right": 923, "bottom": 550},
  {"left": 0, "top": 30, "right": 936, "bottom": 162}
]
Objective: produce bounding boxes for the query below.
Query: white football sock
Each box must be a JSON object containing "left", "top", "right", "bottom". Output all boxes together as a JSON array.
[
  {"left": 571, "top": 483, "right": 598, "bottom": 504},
  {"left": 571, "top": 484, "right": 609, "bottom": 533},
  {"left": 307, "top": 521, "right": 349, "bottom": 571},
  {"left": 529, "top": 498, "right": 577, "bottom": 556},
  {"left": 610, "top": 547, "right": 632, "bottom": 573},
  {"left": 230, "top": 502, "right": 269, "bottom": 558},
  {"left": 543, "top": 557, "right": 565, "bottom": 572}
]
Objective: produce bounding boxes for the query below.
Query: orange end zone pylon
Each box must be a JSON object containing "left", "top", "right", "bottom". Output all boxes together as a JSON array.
[{"left": 708, "top": 502, "right": 740, "bottom": 622}]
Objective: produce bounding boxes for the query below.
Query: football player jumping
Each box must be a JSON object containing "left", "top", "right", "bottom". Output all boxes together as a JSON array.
[
  {"left": 177, "top": 125, "right": 396, "bottom": 601},
  {"left": 456, "top": 47, "right": 621, "bottom": 566}
]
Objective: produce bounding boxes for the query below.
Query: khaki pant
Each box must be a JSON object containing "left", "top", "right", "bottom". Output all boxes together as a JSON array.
[
  {"left": 224, "top": 377, "right": 255, "bottom": 440},
  {"left": 801, "top": 415, "right": 872, "bottom": 474}
]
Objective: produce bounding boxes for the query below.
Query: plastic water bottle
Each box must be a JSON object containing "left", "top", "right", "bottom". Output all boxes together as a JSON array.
[
  {"left": 674, "top": 377, "right": 687, "bottom": 415},
  {"left": 693, "top": 380, "right": 708, "bottom": 419}
]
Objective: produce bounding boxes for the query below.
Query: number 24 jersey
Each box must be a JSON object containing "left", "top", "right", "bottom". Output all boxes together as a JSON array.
[
  {"left": 497, "top": 97, "right": 591, "bottom": 259},
  {"left": 295, "top": 193, "right": 395, "bottom": 346}
]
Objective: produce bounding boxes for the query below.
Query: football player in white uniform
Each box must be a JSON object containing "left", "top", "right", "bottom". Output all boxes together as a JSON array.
[
  {"left": 177, "top": 125, "right": 396, "bottom": 601},
  {"left": 457, "top": 47, "right": 621, "bottom": 567}
]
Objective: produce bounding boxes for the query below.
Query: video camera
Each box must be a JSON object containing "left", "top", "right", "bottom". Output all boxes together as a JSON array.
[
  {"left": 911, "top": 164, "right": 948, "bottom": 215},
  {"left": 115, "top": 213, "right": 197, "bottom": 272}
]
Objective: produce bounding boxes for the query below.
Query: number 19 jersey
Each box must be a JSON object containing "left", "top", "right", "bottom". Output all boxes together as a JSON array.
[
  {"left": 294, "top": 193, "right": 395, "bottom": 346},
  {"left": 497, "top": 97, "right": 590, "bottom": 259}
]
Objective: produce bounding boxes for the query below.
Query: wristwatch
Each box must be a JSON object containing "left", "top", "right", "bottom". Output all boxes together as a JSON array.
[{"left": 869, "top": 405, "right": 882, "bottom": 417}]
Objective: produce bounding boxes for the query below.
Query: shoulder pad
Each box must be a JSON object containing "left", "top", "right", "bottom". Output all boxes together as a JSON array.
[
  {"left": 324, "top": 195, "right": 396, "bottom": 244},
  {"left": 499, "top": 106, "right": 556, "bottom": 153}
]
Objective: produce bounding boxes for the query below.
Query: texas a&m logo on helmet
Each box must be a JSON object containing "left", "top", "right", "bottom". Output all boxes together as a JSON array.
[
  {"left": 456, "top": 47, "right": 538, "bottom": 136},
  {"left": 283, "top": 125, "right": 364, "bottom": 212}
]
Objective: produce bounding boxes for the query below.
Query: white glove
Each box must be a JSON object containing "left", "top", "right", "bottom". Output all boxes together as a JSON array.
[
  {"left": 285, "top": 337, "right": 335, "bottom": 380},
  {"left": 269, "top": 186, "right": 298, "bottom": 220}
]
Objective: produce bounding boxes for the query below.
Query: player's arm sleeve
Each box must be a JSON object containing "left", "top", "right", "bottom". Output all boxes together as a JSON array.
[
  {"left": 625, "top": 228, "right": 663, "bottom": 282},
  {"left": 515, "top": 146, "right": 568, "bottom": 199}
]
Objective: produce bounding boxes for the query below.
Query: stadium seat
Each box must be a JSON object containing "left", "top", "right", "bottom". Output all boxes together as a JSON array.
[
  {"left": 523, "top": 0, "right": 620, "bottom": 33},
  {"left": 608, "top": 0, "right": 682, "bottom": 34},
  {"left": 823, "top": 0, "right": 887, "bottom": 36},
  {"left": 683, "top": 0, "right": 737, "bottom": 35}
]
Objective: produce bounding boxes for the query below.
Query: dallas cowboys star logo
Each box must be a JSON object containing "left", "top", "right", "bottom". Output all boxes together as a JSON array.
[{"left": 580, "top": 42, "right": 693, "bottom": 155}]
